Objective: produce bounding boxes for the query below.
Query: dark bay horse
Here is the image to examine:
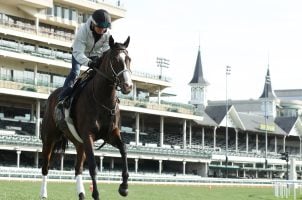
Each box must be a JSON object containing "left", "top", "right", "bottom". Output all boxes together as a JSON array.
[{"left": 40, "top": 36, "right": 132, "bottom": 200}]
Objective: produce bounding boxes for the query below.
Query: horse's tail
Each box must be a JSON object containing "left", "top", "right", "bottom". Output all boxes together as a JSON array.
[{"left": 53, "top": 136, "right": 68, "bottom": 154}]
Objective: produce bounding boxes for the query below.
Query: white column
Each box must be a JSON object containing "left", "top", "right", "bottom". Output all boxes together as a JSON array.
[
  {"left": 135, "top": 158, "right": 139, "bottom": 174},
  {"left": 290, "top": 158, "right": 297, "bottom": 180},
  {"left": 135, "top": 113, "right": 140, "bottom": 146},
  {"left": 159, "top": 160, "right": 162, "bottom": 175},
  {"left": 35, "top": 151, "right": 39, "bottom": 168},
  {"left": 35, "top": 17, "right": 39, "bottom": 34},
  {"left": 34, "top": 63, "right": 38, "bottom": 86},
  {"left": 283, "top": 136, "right": 286, "bottom": 152},
  {"left": 16, "top": 150, "right": 21, "bottom": 168},
  {"left": 275, "top": 136, "right": 278, "bottom": 154},
  {"left": 31, "top": 104, "right": 35, "bottom": 121},
  {"left": 189, "top": 121, "right": 192, "bottom": 148},
  {"left": 182, "top": 161, "right": 186, "bottom": 175},
  {"left": 60, "top": 154, "right": 64, "bottom": 171},
  {"left": 202, "top": 128, "right": 205, "bottom": 149},
  {"left": 160, "top": 116, "right": 164, "bottom": 147},
  {"left": 35, "top": 99, "right": 40, "bottom": 137},
  {"left": 299, "top": 137, "right": 302, "bottom": 158},
  {"left": 213, "top": 127, "right": 217, "bottom": 149},
  {"left": 246, "top": 133, "right": 249, "bottom": 153},
  {"left": 235, "top": 129, "right": 238, "bottom": 153},
  {"left": 182, "top": 120, "right": 187, "bottom": 149},
  {"left": 256, "top": 134, "right": 258, "bottom": 152},
  {"left": 158, "top": 86, "right": 161, "bottom": 104},
  {"left": 99, "top": 156, "right": 104, "bottom": 172},
  {"left": 133, "top": 82, "right": 137, "bottom": 100}
]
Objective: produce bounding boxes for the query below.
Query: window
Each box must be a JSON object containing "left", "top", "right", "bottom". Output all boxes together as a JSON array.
[
  {"left": 54, "top": 5, "right": 62, "bottom": 18},
  {"left": 69, "top": 9, "right": 77, "bottom": 21},
  {"left": 62, "top": 7, "right": 69, "bottom": 20},
  {"left": 46, "top": 7, "right": 54, "bottom": 16},
  {"left": 37, "top": 73, "right": 50, "bottom": 87},
  {"left": 0, "top": 67, "right": 11, "bottom": 81},
  {"left": 23, "top": 70, "right": 34, "bottom": 84},
  {"left": 53, "top": 75, "right": 65, "bottom": 88}
]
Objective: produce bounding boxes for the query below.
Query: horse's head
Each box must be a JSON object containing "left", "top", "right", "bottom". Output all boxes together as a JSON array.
[{"left": 100, "top": 35, "right": 132, "bottom": 94}]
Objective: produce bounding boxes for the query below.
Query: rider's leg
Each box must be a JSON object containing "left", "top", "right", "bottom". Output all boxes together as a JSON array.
[{"left": 58, "top": 55, "right": 81, "bottom": 102}]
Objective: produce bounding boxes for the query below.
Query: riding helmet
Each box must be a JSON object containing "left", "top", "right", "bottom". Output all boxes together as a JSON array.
[{"left": 92, "top": 9, "right": 111, "bottom": 29}]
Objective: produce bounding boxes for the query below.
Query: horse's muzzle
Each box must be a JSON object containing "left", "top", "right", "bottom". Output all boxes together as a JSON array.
[{"left": 121, "top": 82, "right": 132, "bottom": 94}]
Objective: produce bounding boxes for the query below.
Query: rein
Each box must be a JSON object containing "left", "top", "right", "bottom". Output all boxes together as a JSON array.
[{"left": 90, "top": 49, "right": 129, "bottom": 115}]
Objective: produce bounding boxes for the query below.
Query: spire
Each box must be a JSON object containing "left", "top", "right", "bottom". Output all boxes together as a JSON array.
[
  {"left": 259, "top": 67, "right": 276, "bottom": 99},
  {"left": 189, "top": 47, "right": 209, "bottom": 86}
]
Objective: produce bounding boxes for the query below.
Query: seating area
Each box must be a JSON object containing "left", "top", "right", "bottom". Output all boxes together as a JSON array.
[
  {"left": 0, "top": 118, "right": 35, "bottom": 136},
  {"left": 0, "top": 38, "right": 72, "bottom": 63}
]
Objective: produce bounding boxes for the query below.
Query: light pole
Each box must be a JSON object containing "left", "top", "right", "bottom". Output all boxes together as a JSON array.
[
  {"left": 156, "top": 57, "right": 170, "bottom": 80},
  {"left": 264, "top": 74, "right": 270, "bottom": 168},
  {"left": 225, "top": 65, "right": 231, "bottom": 178}
]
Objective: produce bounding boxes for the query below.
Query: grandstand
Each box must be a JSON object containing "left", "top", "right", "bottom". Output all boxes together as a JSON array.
[{"left": 0, "top": 0, "right": 302, "bottom": 183}]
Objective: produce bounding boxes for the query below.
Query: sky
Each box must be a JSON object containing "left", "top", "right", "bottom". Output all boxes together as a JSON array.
[{"left": 111, "top": 0, "right": 302, "bottom": 103}]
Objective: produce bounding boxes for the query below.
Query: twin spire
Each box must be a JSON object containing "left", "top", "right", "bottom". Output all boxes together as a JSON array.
[
  {"left": 189, "top": 46, "right": 276, "bottom": 101},
  {"left": 259, "top": 67, "right": 276, "bottom": 99},
  {"left": 189, "top": 46, "right": 209, "bottom": 86}
]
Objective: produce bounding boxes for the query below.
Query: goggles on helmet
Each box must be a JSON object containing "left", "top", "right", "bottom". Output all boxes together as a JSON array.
[{"left": 91, "top": 18, "right": 111, "bottom": 28}]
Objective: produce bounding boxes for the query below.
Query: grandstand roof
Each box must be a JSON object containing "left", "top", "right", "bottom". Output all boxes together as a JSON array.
[
  {"left": 193, "top": 111, "right": 217, "bottom": 127},
  {"left": 238, "top": 112, "right": 287, "bottom": 135},
  {"left": 204, "top": 105, "right": 231, "bottom": 124},
  {"left": 275, "top": 116, "right": 302, "bottom": 136}
]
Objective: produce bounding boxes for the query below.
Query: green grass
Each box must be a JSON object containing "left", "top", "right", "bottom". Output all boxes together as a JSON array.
[{"left": 0, "top": 180, "right": 301, "bottom": 200}]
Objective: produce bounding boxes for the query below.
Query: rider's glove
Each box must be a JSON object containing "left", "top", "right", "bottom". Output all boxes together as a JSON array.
[{"left": 88, "top": 56, "right": 100, "bottom": 69}]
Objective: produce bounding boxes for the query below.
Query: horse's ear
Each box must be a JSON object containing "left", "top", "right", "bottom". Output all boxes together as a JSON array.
[
  {"left": 109, "top": 35, "right": 114, "bottom": 48},
  {"left": 123, "top": 36, "right": 130, "bottom": 48}
]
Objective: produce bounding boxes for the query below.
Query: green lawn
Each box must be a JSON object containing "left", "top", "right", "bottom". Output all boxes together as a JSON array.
[{"left": 0, "top": 180, "right": 300, "bottom": 200}]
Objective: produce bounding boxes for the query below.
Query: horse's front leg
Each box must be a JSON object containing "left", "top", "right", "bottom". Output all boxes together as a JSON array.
[
  {"left": 84, "top": 134, "right": 100, "bottom": 200},
  {"left": 113, "top": 128, "right": 129, "bottom": 197},
  {"left": 75, "top": 144, "right": 86, "bottom": 200},
  {"left": 40, "top": 141, "right": 55, "bottom": 199}
]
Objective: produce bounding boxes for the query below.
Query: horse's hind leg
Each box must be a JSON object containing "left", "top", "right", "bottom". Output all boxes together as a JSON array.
[
  {"left": 40, "top": 141, "right": 55, "bottom": 199},
  {"left": 84, "top": 134, "right": 100, "bottom": 200},
  {"left": 112, "top": 128, "right": 129, "bottom": 197},
  {"left": 75, "top": 144, "right": 86, "bottom": 200}
]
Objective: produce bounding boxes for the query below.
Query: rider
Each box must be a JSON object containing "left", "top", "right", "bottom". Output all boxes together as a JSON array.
[
  {"left": 58, "top": 9, "right": 111, "bottom": 103},
  {"left": 55, "top": 9, "right": 111, "bottom": 123}
]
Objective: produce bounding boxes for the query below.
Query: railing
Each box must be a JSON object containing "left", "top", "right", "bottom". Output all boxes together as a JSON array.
[
  {"left": 2, "top": 166, "right": 299, "bottom": 188},
  {"left": 0, "top": 77, "right": 196, "bottom": 115},
  {"left": 132, "top": 71, "right": 171, "bottom": 82},
  {"left": 0, "top": 17, "right": 74, "bottom": 42},
  {"left": 0, "top": 134, "right": 211, "bottom": 159},
  {"left": 120, "top": 98, "right": 196, "bottom": 115}
]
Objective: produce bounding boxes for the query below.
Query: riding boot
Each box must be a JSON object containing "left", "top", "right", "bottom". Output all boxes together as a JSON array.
[{"left": 55, "top": 87, "right": 73, "bottom": 129}]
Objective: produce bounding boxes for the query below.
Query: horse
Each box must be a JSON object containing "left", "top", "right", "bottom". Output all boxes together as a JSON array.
[{"left": 40, "top": 36, "right": 132, "bottom": 200}]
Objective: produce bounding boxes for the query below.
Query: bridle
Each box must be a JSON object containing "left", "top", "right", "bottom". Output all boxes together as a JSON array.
[
  {"left": 91, "top": 48, "right": 131, "bottom": 115},
  {"left": 93, "top": 49, "right": 131, "bottom": 90}
]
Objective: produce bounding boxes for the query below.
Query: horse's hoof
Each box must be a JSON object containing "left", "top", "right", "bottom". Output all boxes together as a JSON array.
[
  {"left": 118, "top": 184, "right": 128, "bottom": 197},
  {"left": 79, "top": 192, "right": 85, "bottom": 200}
]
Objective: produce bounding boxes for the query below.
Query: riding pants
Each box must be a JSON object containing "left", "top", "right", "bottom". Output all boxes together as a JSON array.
[{"left": 58, "top": 55, "right": 81, "bottom": 101}]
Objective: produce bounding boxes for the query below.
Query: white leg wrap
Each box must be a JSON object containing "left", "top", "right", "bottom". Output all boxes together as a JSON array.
[
  {"left": 76, "top": 175, "right": 85, "bottom": 195},
  {"left": 40, "top": 175, "right": 48, "bottom": 198}
]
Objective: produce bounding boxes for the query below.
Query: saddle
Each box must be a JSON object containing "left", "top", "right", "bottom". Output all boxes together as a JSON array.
[{"left": 55, "top": 69, "right": 96, "bottom": 135}]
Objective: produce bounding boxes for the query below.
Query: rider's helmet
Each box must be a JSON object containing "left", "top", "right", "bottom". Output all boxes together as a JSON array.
[{"left": 91, "top": 9, "right": 111, "bottom": 29}]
